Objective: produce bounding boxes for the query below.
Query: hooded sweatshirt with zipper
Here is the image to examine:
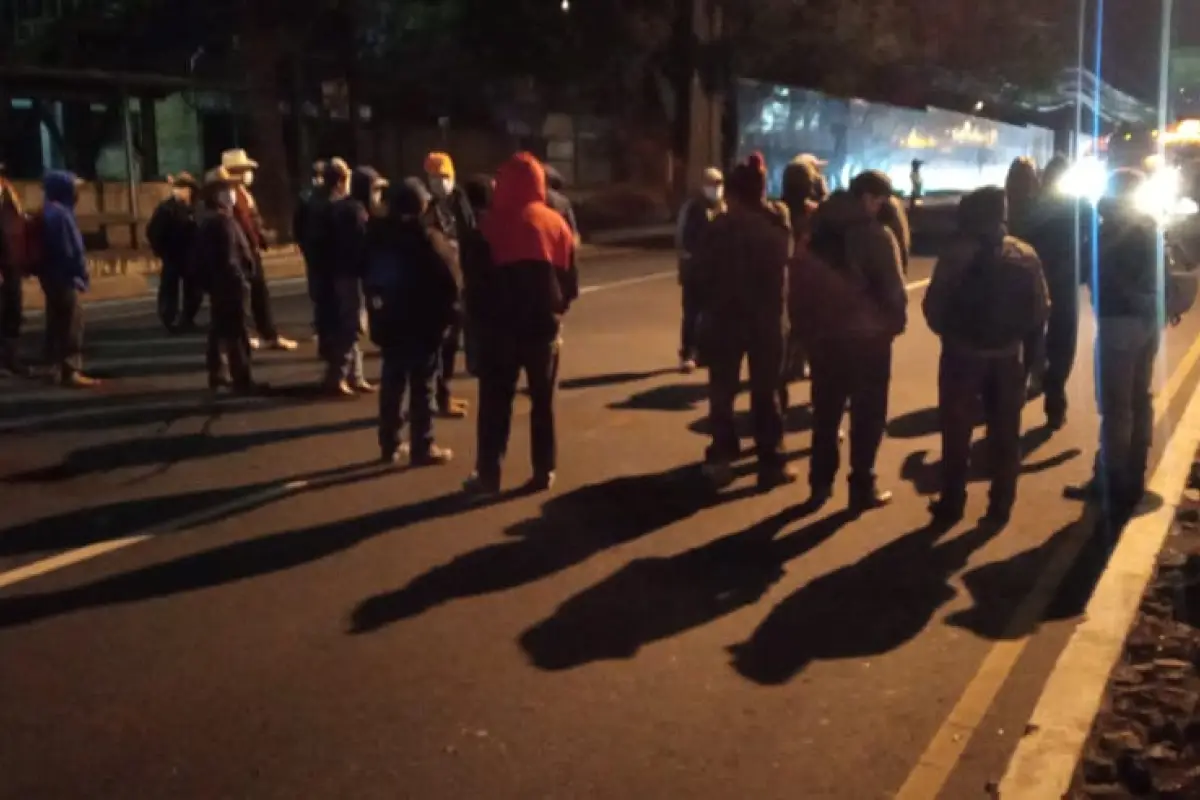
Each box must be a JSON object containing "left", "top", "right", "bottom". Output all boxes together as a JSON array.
[
  {"left": 478, "top": 153, "right": 578, "bottom": 341},
  {"left": 40, "top": 171, "right": 89, "bottom": 292}
]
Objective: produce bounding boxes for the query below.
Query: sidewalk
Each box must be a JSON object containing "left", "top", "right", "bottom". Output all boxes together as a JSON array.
[{"left": 17, "top": 226, "right": 677, "bottom": 313}]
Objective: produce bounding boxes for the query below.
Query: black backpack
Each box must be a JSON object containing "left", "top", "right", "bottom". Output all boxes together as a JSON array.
[{"left": 943, "top": 243, "right": 1033, "bottom": 350}]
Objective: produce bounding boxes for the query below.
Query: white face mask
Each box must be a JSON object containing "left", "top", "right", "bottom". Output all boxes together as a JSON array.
[
  {"left": 703, "top": 185, "right": 723, "bottom": 203},
  {"left": 242, "top": 170, "right": 255, "bottom": 187},
  {"left": 433, "top": 176, "right": 453, "bottom": 197},
  {"left": 371, "top": 189, "right": 383, "bottom": 208}
]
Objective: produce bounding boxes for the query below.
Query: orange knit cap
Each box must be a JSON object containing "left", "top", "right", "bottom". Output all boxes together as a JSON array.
[{"left": 424, "top": 152, "right": 455, "bottom": 179}]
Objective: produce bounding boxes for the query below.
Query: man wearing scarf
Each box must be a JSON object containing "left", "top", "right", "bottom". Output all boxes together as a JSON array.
[{"left": 463, "top": 152, "right": 577, "bottom": 498}]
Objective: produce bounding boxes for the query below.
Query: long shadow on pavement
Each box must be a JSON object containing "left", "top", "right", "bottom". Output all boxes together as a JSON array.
[
  {"left": 6, "top": 417, "right": 374, "bottom": 482},
  {"left": 0, "top": 476, "right": 488, "bottom": 630},
  {"left": 349, "top": 462, "right": 770, "bottom": 634},
  {"left": 560, "top": 368, "right": 679, "bottom": 391},
  {"left": 899, "top": 426, "right": 1081, "bottom": 498},
  {"left": 520, "top": 503, "right": 856, "bottom": 670},
  {"left": 730, "top": 518, "right": 1003, "bottom": 685}
]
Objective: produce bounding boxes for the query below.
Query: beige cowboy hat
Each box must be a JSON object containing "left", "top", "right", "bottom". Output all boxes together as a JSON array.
[
  {"left": 203, "top": 166, "right": 241, "bottom": 188},
  {"left": 221, "top": 148, "right": 259, "bottom": 172}
]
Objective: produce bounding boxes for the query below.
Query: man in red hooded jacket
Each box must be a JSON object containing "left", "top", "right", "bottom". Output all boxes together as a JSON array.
[{"left": 463, "top": 152, "right": 578, "bottom": 498}]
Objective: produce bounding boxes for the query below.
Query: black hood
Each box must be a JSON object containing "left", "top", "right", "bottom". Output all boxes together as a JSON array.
[{"left": 350, "top": 166, "right": 383, "bottom": 206}]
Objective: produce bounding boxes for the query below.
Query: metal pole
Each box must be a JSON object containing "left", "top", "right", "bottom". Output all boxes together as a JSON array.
[
  {"left": 1160, "top": 0, "right": 1174, "bottom": 131},
  {"left": 120, "top": 90, "right": 140, "bottom": 249},
  {"left": 1074, "top": 0, "right": 1086, "bottom": 158}
]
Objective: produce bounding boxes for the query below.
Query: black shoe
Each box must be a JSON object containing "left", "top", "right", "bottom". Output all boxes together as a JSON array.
[
  {"left": 808, "top": 484, "right": 833, "bottom": 508},
  {"left": 463, "top": 472, "right": 501, "bottom": 500},
  {"left": 523, "top": 471, "right": 556, "bottom": 493},
  {"left": 1045, "top": 411, "right": 1066, "bottom": 431},
  {"left": 850, "top": 488, "right": 893, "bottom": 513},
  {"left": 929, "top": 496, "right": 966, "bottom": 525},
  {"left": 983, "top": 505, "right": 1012, "bottom": 526}
]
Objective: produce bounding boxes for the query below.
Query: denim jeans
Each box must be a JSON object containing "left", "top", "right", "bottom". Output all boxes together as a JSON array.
[
  {"left": 379, "top": 346, "right": 439, "bottom": 455},
  {"left": 1093, "top": 316, "right": 1159, "bottom": 499}
]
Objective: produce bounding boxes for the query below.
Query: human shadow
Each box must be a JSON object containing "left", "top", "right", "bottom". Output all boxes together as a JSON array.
[
  {"left": 560, "top": 368, "right": 679, "bottom": 391},
  {"left": 0, "top": 480, "right": 491, "bottom": 631},
  {"left": 730, "top": 518, "right": 1004, "bottom": 685},
  {"left": 520, "top": 504, "right": 856, "bottom": 670},
  {"left": 6, "top": 417, "right": 375, "bottom": 483},
  {"left": 688, "top": 403, "right": 815, "bottom": 439},
  {"left": 899, "top": 426, "right": 1080, "bottom": 497},
  {"left": 609, "top": 382, "right": 710, "bottom": 412},
  {"left": 349, "top": 462, "right": 765, "bottom": 634},
  {"left": 886, "top": 407, "right": 942, "bottom": 440},
  {"left": 0, "top": 461, "right": 390, "bottom": 559}
]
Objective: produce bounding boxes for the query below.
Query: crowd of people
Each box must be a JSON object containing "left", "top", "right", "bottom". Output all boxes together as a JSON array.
[
  {"left": 0, "top": 142, "right": 1193, "bottom": 519},
  {"left": 678, "top": 151, "right": 1192, "bottom": 524}
]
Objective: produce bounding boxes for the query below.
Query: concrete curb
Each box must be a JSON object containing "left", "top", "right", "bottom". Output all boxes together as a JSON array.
[{"left": 997, "top": 380, "right": 1200, "bottom": 797}]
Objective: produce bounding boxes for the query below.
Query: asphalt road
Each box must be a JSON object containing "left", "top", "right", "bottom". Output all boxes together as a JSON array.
[{"left": 2, "top": 247, "right": 1200, "bottom": 799}]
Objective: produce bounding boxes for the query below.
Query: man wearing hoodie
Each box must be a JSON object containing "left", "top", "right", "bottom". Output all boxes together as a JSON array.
[
  {"left": 693, "top": 153, "right": 795, "bottom": 491},
  {"left": 923, "top": 187, "right": 1049, "bottom": 525},
  {"left": 1066, "top": 169, "right": 1176, "bottom": 515},
  {"left": 463, "top": 152, "right": 578, "bottom": 497},
  {"left": 424, "top": 151, "right": 476, "bottom": 418},
  {"left": 324, "top": 165, "right": 386, "bottom": 396},
  {"left": 39, "top": 170, "right": 98, "bottom": 388},
  {"left": 675, "top": 166, "right": 724, "bottom": 373},
  {"left": 792, "top": 170, "right": 907, "bottom": 510},
  {"left": 365, "top": 178, "right": 462, "bottom": 466}
]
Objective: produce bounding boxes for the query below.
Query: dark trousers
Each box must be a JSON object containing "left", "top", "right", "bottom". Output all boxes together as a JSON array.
[
  {"left": 0, "top": 267, "right": 22, "bottom": 341},
  {"left": 680, "top": 279, "right": 702, "bottom": 360},
  {"left": 43, "top": 283, "right": 84, "bottom": 378},
  {"left": 476, "top": 334, "right": 560, "bottom": 481},
  {"left": 248, "top": 266, "right": 279, "bottom": 341},
  {"left": 809, "top": 337, "right": 892, "bottom": 491},
  {"left": 706, "top": 328, "right": 786, "bottom": 468},
  {"left": 158, "top": 258, "right": 203, "bottom": 330},
  {"left": 938, "top": 348, "right": 1025, "bottom": 514},
  {"left": 321, "top": 276, "right": 363, "bottom": 383},
  {"left": 436, "top": 316, "right": 462, "bottom": 409},
  {"left": 1043, "top": 284, "right": 1080, "bottom": 421},
  {"left": 1094, "top": 317, "right": 1158, "bottom": 500},
  {"left": 379, "top": 345, "right": 439, "bottom": 455},
  {"left": 207, "top": 288, "right": 252, "bottom": 386}
]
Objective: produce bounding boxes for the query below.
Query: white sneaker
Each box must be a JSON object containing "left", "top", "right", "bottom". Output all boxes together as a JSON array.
[
  {"left": 269, "top": 336, "right": 299, "bottom": 351},
  {"left": 680, "top": 358, "right": 697, "bottom": 374},
  {"left": 248, "top": 336, "right": 262, "bottom": 351}
]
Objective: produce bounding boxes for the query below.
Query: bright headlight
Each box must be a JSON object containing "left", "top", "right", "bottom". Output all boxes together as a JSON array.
[
  {"left": 1057, "top": 158, "right": 1108, "bottom": 204},
  {"left": 1133, "top": 166, "right": 1181, "bottom": 217}
]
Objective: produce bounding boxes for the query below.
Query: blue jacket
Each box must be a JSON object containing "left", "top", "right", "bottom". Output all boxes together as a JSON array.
[{"left": 40, "top": 171, "right": 89, "bottom": 292}]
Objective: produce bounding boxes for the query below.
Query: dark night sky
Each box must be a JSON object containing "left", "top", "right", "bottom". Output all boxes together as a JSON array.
[{"left": 1085, "top": 0, "right": 1200, "bottom": 100}]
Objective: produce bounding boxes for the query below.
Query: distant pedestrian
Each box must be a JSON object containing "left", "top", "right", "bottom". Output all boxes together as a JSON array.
[
  {"left": 194, "top": 167, "right": 261, "bottom": 394},
  {"left": 544, "top": 164, "right": 581, "bottom": 245},
  {"left": 693, "top": 153, "right": 795, "bottom": 491},
  {"left": 463, "top": 152, "right": 578, "bottom": 498},
  {"left": 1006, "top": 156, "right": 1044, "bottom": 395},
  {"left": 0, "top": 164, "right": 30, "bottom": 375},
  {"left": 780, "top": 156, "right": 825, "bottom": 388},
  {"left": 294, "top": 159, "right": 330, "bottom": 341},
  {"left": 460, "top": 173, "right": 496, "bottom": 377},
  {"left": 306, "top": 158, "right": 353, "bottom": 387},
  {"left": 909, "top": 159, "right": 924, "bottom": 211},
  {"left": 365, "top": 178, "right": 462, "bottom": 465},
  {"left": 923, "top": 187, "right": 1049, "bottom": 525},
  {"left": 1065, "top": 169, "right": 1193, "bottom": 516},
  {"left": 792, "top": 170, "right": 907, "bottom": 511},
  {"left": 221, "top": 148, "right": 298, "bottom": 353},
  {"left": 325, "top": 165, "right": 386, "bottom": 396},
  {"left": 675, "top": 166, "right": 724, "bottom": 373},
  {"left": 147, "top": 172, "right": 202, "bottom": 333},
  {"left": 38, "top": 170, "right": 98, "bottom": 388},
  {"left": 423, "top": 151, "right": 477, "bottom": 418}
]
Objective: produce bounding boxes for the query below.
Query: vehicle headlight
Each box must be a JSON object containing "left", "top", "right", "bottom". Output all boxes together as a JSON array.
[
  {"left": 1057, "top": 158, "right": 1108, "bottom": 204},
  {"left": 1133, "top": 166, "right": 1181, "bottom": 217}
]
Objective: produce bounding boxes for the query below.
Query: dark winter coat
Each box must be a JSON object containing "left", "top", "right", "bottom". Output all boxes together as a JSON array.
[
  {"left": 676, "top": 193, "right": 725, "bottom": 283},
  {"left": 1091, "top": 200, "right": 1162, "bottom": 321},
  {"left": 424, "top": 186, "right": 476, "bottom": 250},
  {"left": 329, "top": 168, "right": 378, "bottom": 278},
  {"left": 147, "top": 195, "right": 198, "bottom": 266},
  {"left": 194, "top": 200, "right": 254, "bottom": 334}
]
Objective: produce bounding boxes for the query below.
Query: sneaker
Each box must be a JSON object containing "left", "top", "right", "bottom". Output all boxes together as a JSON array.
[
  {"left": 380, "top": 442, "right": 412, "bottom": 465},
  {"left": 850, "top": 487, "right": 893, "bottom": 513},
  {"left": 325, "top": 379, "right": 356, "bottom": 398},
  {"left": 680, "top": 358, "right": 697, "bottom": 374},
  {"left": 269, "top": 336, "right": 299, "bottom": 352},
  {"left": 523, "top": 471, "right": 557, "bottom": 492},
  {"left": 758, "top": 463, "right": 799, "bottom": 491},
  {"left": 248, "top": 336, "right": 262, "bottom": 351},
  {"left": 412, "top": 445, "right": 454, "bottom": 467},
  {"left": 352, "top": 380, "right": 377, "bottom": 394},
  {"left": 436, "top": 400, "right": 469, "bottom": 419},
  {"left": 61, "top": 372, "right": 100, "bottom": 389},
  {"left": 702, "top": 460, "right": 735, "bottom": 489},
  {"left": 463, "top": 472, "right": 501, "bottom": 499}
]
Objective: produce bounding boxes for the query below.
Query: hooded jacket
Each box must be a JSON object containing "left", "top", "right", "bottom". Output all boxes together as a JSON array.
[
  {"left": 478, "top": 152, "right": 578, "bottom": 339},
  {"left": 923, "top": 189, "right": 1049, "bottom": 356},
  {"left": 146, "top": 193, "right": 198, "bottom": 266},
  {"left": 790, "top": 190, "right": 907, "bottom": 343},
  {"left": 364, "top": 178, "right": 462, "bottom": 351},
  {"left": 1091, "top": 199, "right": 1162, "bottom": 320},
  {"left": 40, "top": 171, "right": 89, "bottom": 292},
  {"left": 543, "top": 165, "right": 580, "bottom": 237}
]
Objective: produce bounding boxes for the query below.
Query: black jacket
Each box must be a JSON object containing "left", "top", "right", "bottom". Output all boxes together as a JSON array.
[
  {"left": 424, "top": 188, "right": 476, "bottom": 248},
  {"left": 147, "top": 195, "right": 198, "bottom": 265},
  {"left": 1091, "top": 202, "right": 1162, "bottom": 320},
  {"left": 194, "top": 208, "right": 254, "bottom": 297}
]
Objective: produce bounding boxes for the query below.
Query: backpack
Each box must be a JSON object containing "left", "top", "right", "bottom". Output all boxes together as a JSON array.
[{"left": 943, "top": 243, "right": 1034, "bottom": 351}]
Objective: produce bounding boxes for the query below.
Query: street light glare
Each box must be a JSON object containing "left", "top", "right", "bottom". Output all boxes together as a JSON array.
[{"left": 561, "top": 0, "right": 570, "bottom": 11}]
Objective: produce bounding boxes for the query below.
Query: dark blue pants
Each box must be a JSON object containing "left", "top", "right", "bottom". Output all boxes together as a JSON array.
[{"left": 379, "top": 345, "right": 439, "bottom": 455}]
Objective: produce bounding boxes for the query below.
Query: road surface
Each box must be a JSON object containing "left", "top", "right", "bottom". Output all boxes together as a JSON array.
[{"left": 1, "top": 246, "right": 1198, "bottom": 799}]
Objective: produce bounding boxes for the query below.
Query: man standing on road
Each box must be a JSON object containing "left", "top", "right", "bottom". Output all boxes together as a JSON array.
[
  {"left": 463, "top": 152, "right": 577, "bottom": 498},
  {"left": 544, "top": 164, "right": 581, "bottom": 245},
  {"left": 221, "top": 148, "right": 298, "bottom": 353},
  {"left": 793, "top": 170, "right": 907, "bottom": 511},
  {"left": 0, "top": 164, "right": 30, "bottom": 375},
  {"left": 694, "top": 153, "right": 796, "bottom": 491},
  {"left": 424, "top": 151, "right": 476, "bottom": 418},
  {"left": 294, "top": 159, "right": 329, "bottom": 342},
  {"left": 675, "top": 166, "right": 724, "bottom": 373},
  {"left": 38, "top": 170, "right": 99, "bottom": 388},
  {"left": 924, "top": 187, "right": 1049, "bottom": 525},
  {"left": 147, "top": 172, "right": 202, "bottom": 333},
  {"left": 1065, "top": 169, "right": 1185, "bottom": 517}
]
